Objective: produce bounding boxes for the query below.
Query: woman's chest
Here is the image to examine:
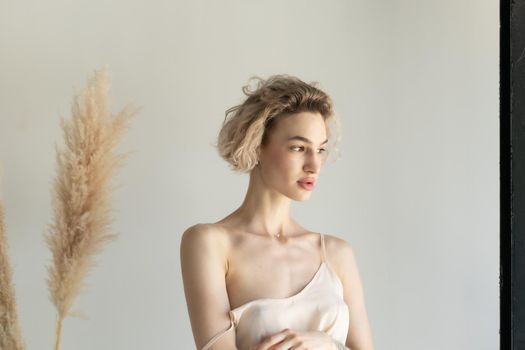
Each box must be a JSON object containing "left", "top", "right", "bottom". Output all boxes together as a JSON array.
[{"left": 225, "top": 236, "right": 322, "bottom": 310}]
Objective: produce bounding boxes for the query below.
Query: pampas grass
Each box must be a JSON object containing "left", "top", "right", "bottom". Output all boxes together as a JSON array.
[
  {"left": 45, "top": 67, "right": 136, "bottom": 350},
  {"left": 0, "top": 201, "right": 25, "bottom": 350}
]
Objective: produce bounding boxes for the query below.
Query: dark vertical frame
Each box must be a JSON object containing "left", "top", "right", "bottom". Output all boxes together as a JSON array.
[
  {"left": 502, "top": 0, "right": 525, "bottom": 348},
  {"left": 501, "top": 0, "right": 511, "bottom": 347}
]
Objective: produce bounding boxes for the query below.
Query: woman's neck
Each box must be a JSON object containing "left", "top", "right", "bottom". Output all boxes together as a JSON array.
[{"left": 225, "top": 172, "right": 295, "bottom": 238}]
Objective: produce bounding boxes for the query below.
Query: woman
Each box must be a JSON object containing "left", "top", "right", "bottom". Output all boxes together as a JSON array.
[{"left": 180, "top": 75, "right": 374, "bottom": 350}]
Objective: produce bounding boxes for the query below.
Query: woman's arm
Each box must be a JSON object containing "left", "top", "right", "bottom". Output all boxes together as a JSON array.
[
  {"left": 329, "top": 236, "right": 375, "bottom": 350},
  {"left": 180, "top": 224, "right": 238, "bottom": 350}
]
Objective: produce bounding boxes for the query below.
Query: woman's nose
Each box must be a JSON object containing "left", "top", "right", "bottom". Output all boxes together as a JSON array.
[{"left": 303, "top": 149, "right": 322, "bottom": 174}]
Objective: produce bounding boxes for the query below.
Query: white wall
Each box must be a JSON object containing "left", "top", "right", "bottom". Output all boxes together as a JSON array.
[{"left": 0, "top": 0, "right": 498, "bottom": 349}]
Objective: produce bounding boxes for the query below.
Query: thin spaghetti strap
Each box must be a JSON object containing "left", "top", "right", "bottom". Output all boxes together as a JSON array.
[
  {"left": 200, "top": 311, "right": 236, "bottom": 350},
  {"left": 320, "top": 233, "right": 327, "bottom": 263}
]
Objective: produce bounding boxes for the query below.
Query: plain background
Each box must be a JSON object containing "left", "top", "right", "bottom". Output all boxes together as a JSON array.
[{"left": 0, "top": 0, "right": 498, "bottom": 349}]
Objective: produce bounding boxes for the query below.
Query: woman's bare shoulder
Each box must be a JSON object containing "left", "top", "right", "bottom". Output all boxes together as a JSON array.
[
  {"left": 322, "top": 233, "right": 357, "bottom": 272},
  {"left": 182, "top": 222, "right": 226, "bottom": 237},
  {"left": 180, "top": 223, "right": 231, "bottom": 256},
  {"left": 323, "top": 233, "right": 354, "bottom": 253}
]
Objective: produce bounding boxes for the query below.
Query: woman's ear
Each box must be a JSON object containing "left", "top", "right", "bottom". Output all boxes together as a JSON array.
[{"left": 254, "top": 146, "right": 262, "bottom": 166}]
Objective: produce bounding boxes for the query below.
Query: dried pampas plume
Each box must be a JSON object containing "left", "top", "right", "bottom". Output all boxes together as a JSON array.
[
  {"left": 0, "top": 201, "right": 26, "bottom": 350},
  {"left": 45, "top": 67, "right": 136, "bottom": 350}
]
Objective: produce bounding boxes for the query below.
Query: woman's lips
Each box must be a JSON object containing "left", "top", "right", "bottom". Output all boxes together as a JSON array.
[{"left": 297, "top": 180, "right": 315, "bottom": 191}]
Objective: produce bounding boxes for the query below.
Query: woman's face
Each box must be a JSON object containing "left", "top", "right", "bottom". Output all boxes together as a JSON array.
[{"left": 257, "top": 111, "right": 328, "bottom": 201}]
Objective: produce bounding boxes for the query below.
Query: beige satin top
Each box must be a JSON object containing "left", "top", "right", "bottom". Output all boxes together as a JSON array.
[{"left": 201, "top": 233, "right": 349, "bottom": 350}]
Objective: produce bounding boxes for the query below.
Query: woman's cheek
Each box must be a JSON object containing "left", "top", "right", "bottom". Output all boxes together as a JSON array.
[{"left": 276, "top": 154, "right": 298, "bottom": 172}]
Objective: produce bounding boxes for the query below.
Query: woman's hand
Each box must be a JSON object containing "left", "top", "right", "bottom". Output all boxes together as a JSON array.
[{"left": 252, "top": 329, "right": 336, "bottom": 350}]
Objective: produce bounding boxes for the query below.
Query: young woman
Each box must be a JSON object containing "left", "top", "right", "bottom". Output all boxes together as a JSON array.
[{"left": 180, "top": 75, "right": 374, "bottom": 350}]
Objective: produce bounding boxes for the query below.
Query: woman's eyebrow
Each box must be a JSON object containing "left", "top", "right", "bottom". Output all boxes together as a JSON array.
[{"left": 287, "top": 135, "right": 328, "bottom": 145}]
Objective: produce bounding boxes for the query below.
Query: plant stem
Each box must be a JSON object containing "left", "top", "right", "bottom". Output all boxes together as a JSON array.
[{"left": 54, "top": 315, "right": 62, "bottom": 350}]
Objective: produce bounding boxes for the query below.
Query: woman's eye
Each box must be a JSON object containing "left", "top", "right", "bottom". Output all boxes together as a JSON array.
[
  {"left": 318, "top": 148, "right": 327, "bottom": 153},
  {"left": 290, "top": 146, "right": 304, "bottom": 151}
]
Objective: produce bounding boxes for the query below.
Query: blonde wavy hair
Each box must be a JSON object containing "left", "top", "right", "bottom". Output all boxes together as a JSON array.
[{"left": 217, "top": 74, "right": 341, "bottom": 173}]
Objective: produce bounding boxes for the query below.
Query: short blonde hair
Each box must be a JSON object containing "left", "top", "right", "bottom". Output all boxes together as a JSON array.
[{"left": 217, "top": 74, "right": 341, "bottom": 173}]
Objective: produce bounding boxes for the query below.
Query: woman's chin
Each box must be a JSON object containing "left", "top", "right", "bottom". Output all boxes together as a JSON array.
[{"left": 291, "top": 191, "right": 313, "bottom": 202}]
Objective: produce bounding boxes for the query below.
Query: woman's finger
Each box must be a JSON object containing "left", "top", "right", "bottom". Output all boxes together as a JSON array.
[
  {"left": 255, "top": 329, "right": 292, "bottom": 350},
  {"left": 270, "top": 332, "right": 302, "bottom": 350}
]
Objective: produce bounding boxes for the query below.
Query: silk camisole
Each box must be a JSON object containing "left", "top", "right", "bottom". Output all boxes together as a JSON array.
[{"left": 200, "top": 233, "right": 350, "bottom": 350}]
